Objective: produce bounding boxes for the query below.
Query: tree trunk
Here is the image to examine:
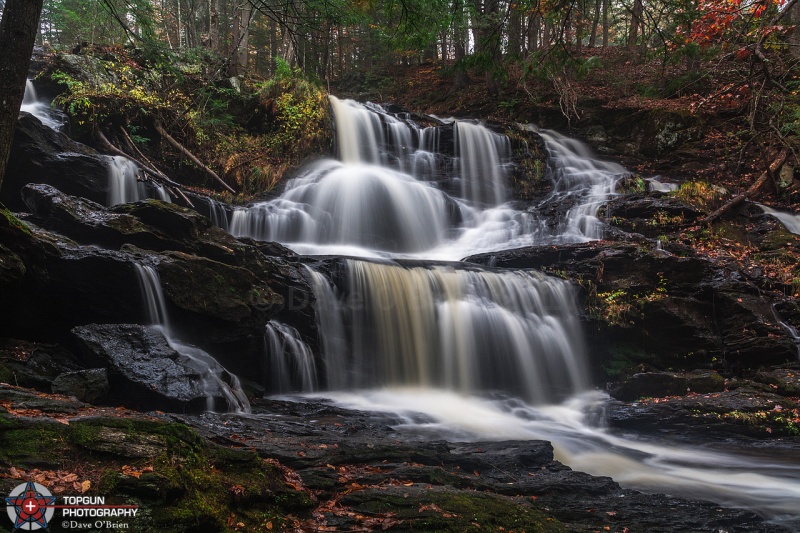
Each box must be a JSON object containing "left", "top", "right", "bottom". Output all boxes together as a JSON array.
[
  {"left": 628, "top": 0, "right": 643, "bottom": 49},
  {"left": 0, "top": 0, "right": 43, "bottom": 193},
  {"left": 527, "top": 14, "right": 540, "bottom": 53},
  {"left": 602, "top": 0, "right": 609, "bottom": 47},
  {"left": 788, "top": 1, "right": 800, "bottom": 58},
  {"left": 269, "top": 18, "right": 278, "bottom": 73},
  {"left": 209, "top": 0, "right": 219, "bottom": 52},
  {"left": 543, "top": 20, "right": 551, "bottom": 51},
  {"left": 237, "top": 1, "right": 250, "bottom": 73},
  {"left": 507, "top": 5, "right": 522, "bottom": 58},
  {"left": 589, "top": 0, "right": 601, "bottom": 47}
]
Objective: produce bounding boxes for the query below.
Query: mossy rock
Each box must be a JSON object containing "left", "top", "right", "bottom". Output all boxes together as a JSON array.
[
  {"left": 341, "top": 485, "right": 565, "bottom": 532},
  {"left": 0, "top": 403, "right": 309, "bottom": 532}
]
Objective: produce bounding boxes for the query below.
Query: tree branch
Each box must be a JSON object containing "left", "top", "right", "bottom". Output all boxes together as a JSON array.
[{"left": 154, "top": 121, "right": 236, "bottom": 194}]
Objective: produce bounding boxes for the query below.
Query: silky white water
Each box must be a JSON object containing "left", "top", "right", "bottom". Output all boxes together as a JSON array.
[
  {"left": 227, "top": 96, "right": 799, "bottom": 522},
  {"left": 134, "top": 264, "right": 249, "bottom": 413},
  {"left": 302, "top": 389, "right": 800, "bottom": 522},
  {"left": 21, "top": 80, "right": 67, "bottom": 130},
  {"left": 107, "top": 156, "right": 170, "bottom": 206},
  {"left": 758, "top": 203, "right": 800, "bottom": 235}
]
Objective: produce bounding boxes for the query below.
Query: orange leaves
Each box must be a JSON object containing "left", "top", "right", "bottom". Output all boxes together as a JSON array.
[
  {"left": 226, "top": 513, "right": 245, "bottom": 530},
  {"left": 419, "top": 502, "right": 458, "bottom": 519},
  {"left": 683, "top": 0, "right": 782, "bottom": 47},
  {"left": 2, "top": 467, "right": 92, "bottom": 494},
  {"left": 121, "top": 464, "right": 153, "bottom": 479},
  {"left": 264, "top": 458, "right": 311, "bottom": 494}
]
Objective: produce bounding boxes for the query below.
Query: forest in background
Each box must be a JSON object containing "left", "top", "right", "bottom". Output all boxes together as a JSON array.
[{"left": 3, "top": 0, "right": 800, "bottom": 202}]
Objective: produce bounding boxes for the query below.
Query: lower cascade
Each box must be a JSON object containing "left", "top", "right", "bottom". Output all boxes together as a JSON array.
[
  {"left": 264, "top": 321, "right": 317, "bottom": 394},
  {"left": 304, "top": 260, "right": 588, "bottom": 403},
  {"left": 134, "top": 264, "right": 250, "bottom": 413}
]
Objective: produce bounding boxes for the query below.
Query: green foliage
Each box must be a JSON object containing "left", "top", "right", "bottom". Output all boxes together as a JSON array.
[{"left": 673, "top": 180, "right": 728, "bottom": 209}]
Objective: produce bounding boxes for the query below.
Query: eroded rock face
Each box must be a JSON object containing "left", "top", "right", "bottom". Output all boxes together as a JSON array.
[
  {"left": 465, "top": 241, "right": 799, "bottom": 376},
  {"left": 72, "top": 324, "right": 233, "bottom": 412},
  {"left": 2, "top": 113, "right": 110, "bottom": 209},
  {"left": 0, "top": 339, "right": 83, "bottom": 390},
  {"left": 3, "top": 184, "right": 317, "bottom": 383}
]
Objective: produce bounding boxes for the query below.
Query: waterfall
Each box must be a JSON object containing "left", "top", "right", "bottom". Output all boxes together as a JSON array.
[
  {"left": 538, "top": 129, "right": 626, "bottom": 242},
  {"left": 264, "top": 321, "right": 317, "bottom": 393},
  {"left": 133, "top": 264, "right": 250, "bottom": 413},
  {"left": 171, "top": 95, "right": 799, "bottom": 523},
  {"left": 306, "top": 259, "right": 588, "bottom": 404},
  {"left": 205, "top": 198, "right": 230, "bottom": 231},
  {"left": 21, "top": 80, "right": 67, "bottom": 131},
  {"left": 757, "top": 203, "right": 800, "bottom": 235},
  {"left": 229, "top": 160, "right": 467, "bottom": 253},
  {"left": 455, "top": 121, "right": 510, "bottom": 206},
  {"left": 226, "top": 98, "right": 628, "bottom": 257},
  {"left": 108, "top": 156, "right": 171, "bottom": 206}
]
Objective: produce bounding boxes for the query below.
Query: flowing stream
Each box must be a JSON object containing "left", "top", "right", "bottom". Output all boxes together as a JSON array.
[
  {"left": 134, "top": 264, "right": 250, "bottom": 413},
  {"left": 221, "top": 97, "right": 799, "bottom": 523},
  {"left": 21, "top": 80, "right": 67, "bottom": 131}
]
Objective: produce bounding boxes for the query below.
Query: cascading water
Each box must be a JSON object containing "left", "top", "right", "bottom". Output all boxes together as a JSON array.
[
  {"left": 108, "top": 156, "right": 171, "bottom": 206},
  {"left": 134, "top": 264, "right": 250, "bottom": 413},
  {"left": 264, "top": 321, "right": 317, "bottom": 393},
  {"left": 216, "top": 96, "right": 799, "bottom": 523},
  {"left": 21, "top": 80, "right": 67, "bottom": 131},
  {"left": 537, "top": 129, "right": 625, "bottom": 242},
  {"left": 308, "top": 260, "right": 587, "bottom": 403},
  {"left": 455, "top": 121, "right": 510, "bottom": 205},
  {"left": 757, "top": 203, "right": 800, "bottom": 235}
]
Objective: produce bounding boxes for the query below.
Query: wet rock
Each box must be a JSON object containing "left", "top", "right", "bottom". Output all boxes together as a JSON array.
[
  {"left": 51, "top": 368, "right": 109, "bottom": 402},
  {"left": 609, "top": 372, "right": 690, "bottom": 401},
  {"left": 2, "top": 113, "right": 110, "bottom": 209},
  {"left": 156, "top": 251, "right": 282, "bottom": 343},
  {"left": 72, "top": 323, "right": 233, "bottom": 412},
  {"left": 465, "top": 242, "right": 798, "bottom": 376},
  {"left": 601, "top": 194, "right": 701, "bottom": 238},
  {"left": 181, "top": 399, "right": 788, "bottom": 532},
  {"left": 608, "top": 382, "right": 800, "bottom": 439},
  {"left": 752, "top": 366, "right": 800, "bottom": 396},
  {"left": 608, "top": 370, "right": 725, "bottom": 401},
  {"left": 22, "top": 183, "right": 178, "bottom": 251},
  {"left": 0, "top": 339, "right": 83, "bottom": 390}
]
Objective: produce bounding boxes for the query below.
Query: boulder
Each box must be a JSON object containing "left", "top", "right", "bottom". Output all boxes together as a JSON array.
[
  {"left": 0, "top": 339, "right": 83, "bottom": 390},
  {"left": 2, "top": 113, "right": 110, "bottom": 209},
  {"left": 19, "top": 185, "right": 315, "bottom": 353},
  {"left": 22, "top": 183, "right": 178, "bottom": 251},
  {"left": 72, "top": 323, "right": 239, "bottom": 412},
  {"left": 155, "top": 251, "right": 283, "bottom": 344},
  {"left": 52, "top": 368, "right": 109, "bottom": 402}
]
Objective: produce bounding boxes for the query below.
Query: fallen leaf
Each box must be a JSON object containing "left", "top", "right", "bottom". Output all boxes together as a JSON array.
[{"left": 121, "top": 465, "right": 142, "bottom": 479}]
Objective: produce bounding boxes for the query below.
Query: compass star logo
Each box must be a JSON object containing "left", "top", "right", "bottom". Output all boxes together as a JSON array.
[{"left": 5, "top": 482, "right": 56, "bottom": 530}]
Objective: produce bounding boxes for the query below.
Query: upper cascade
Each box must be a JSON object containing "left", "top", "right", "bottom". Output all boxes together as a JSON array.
[
  {"left": 21, "top": 80, "right": 68, "bottom": 131},
  {"left": 107, "top": 156, "right": 171, "bottom": 206},
  {"left": 455, "top": 121, "right": 510, "bottom": 206},
  {"left": 221, "top": 97, "right": 626, "bottom": 259}
]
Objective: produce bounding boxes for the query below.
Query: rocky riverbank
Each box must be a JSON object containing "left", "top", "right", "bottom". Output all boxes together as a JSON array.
[
  {"left": 1, "top": 91, "right": 800, "bottom": 531},
  {"left": 2, "top": 383, "right": 795, "bottom": 532}
]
